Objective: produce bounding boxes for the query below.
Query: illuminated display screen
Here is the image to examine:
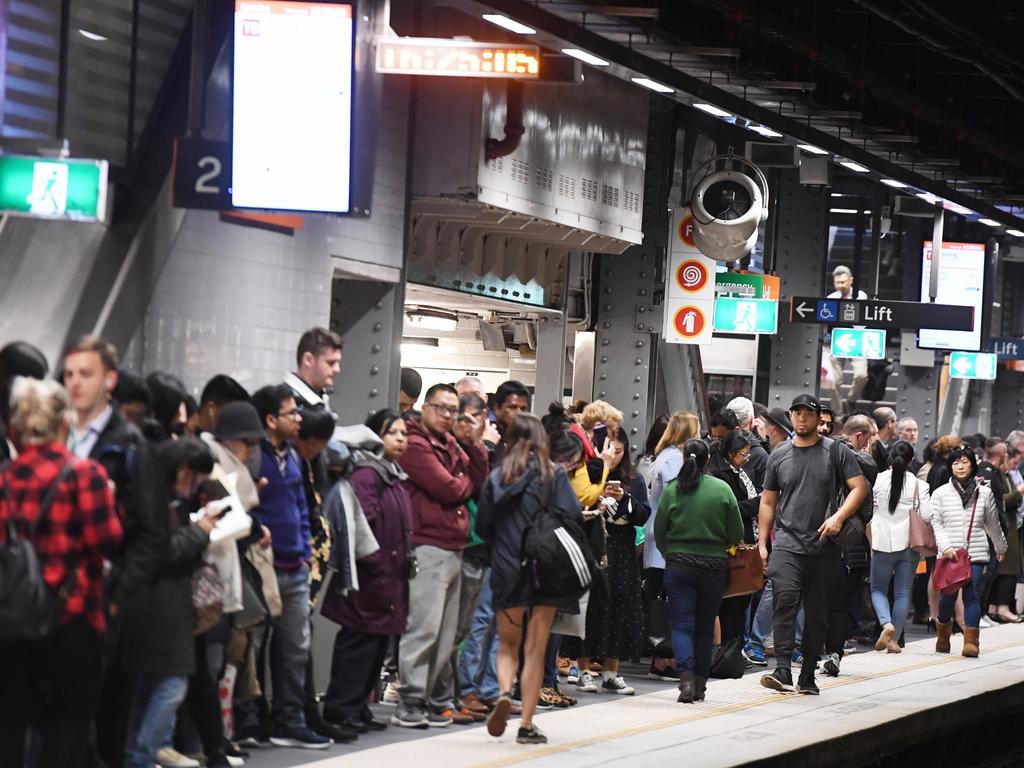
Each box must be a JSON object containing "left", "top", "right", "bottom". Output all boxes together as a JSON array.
[
  {"left": 376, "top": 38, "right": 540, "bottom": 78},
  {"left": 919, "top": 240, "right": 985, "bottom": 352},
  {"left": 232, "top": 0, "right": 354, "bottom": 213}
]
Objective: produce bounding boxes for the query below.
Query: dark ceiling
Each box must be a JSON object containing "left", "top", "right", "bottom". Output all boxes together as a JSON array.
[{"left": 655, "top": 0, "right": 1024, "bottom": 208}]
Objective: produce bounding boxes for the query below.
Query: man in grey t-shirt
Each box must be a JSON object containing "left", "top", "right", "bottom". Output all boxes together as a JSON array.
[{"left": 757, "top": 394, "right": 867, "bottom": 695}]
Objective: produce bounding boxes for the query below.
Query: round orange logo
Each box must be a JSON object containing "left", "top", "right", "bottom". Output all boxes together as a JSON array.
[
  {"left": 677, "top": 214, "right": 696, "bottom": 248},
  {"left": 673, "top": 305, "right": 706, "bottom": 338},
  {"left": 675, "top": 259, "right": 709, "bottom": 292}
]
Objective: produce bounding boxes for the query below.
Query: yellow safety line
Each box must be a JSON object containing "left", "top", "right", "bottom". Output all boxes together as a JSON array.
[{"left": 474, "top": 636, "right": 1024, "bottom": 768}]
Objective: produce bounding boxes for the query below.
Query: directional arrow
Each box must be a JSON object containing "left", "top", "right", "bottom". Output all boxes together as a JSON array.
[
  {"left": 953, "top": 357, "right": 972, "bottom": 376},
  {"left": 795, "top": 301, "right": 812, "bottom": 319},
  {"left": 834, "top": 333, "right": 856, "bottom": 354}
]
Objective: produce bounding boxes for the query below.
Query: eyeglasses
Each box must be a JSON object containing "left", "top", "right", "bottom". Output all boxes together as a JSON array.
[
  {"left": 736, "top": 450, "right": 751, "bottom": 461},
  {"left": 243, "top": 439, "right": 261, "bottom": 448},
  {"left": 426, "top": 403, "right": 458, "bottom": 417},
  {"left": 277, "top": 409, "right": 301, "bottom": 420}
]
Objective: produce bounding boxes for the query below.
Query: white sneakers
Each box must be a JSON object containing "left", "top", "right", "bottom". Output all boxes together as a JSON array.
[
  {"left": 576, "top": 670, "right": 635, "bottom": 695},
  {"left": 156, "top": 748, "right": 200, "bottom": 768}
]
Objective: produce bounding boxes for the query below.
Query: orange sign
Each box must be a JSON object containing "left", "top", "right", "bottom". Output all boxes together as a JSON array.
[
  {"left": 376, "top": 38, "right": 540, "bottom": 79},
  {"left": 673, "top": 305, "right": 707, "bottom": 339},
  {"left": 677, "top": 213, "right": 697, "bottom": 248},
  {"left": 675, "top": 259, "right": 710, "bottom": 293}
]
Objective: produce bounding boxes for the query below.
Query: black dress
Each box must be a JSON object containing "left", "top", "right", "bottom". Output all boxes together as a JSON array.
[{"left": 583, "top": 474, "right": 651, "bottom": 660}]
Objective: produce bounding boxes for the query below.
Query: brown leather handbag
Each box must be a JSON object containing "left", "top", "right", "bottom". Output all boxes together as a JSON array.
[{"left": 724, "top": 544, "right": 765, "bottom": 597}]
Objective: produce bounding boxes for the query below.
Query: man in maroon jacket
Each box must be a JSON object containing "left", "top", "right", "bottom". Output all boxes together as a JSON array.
[{"left": 392, "top": 383, "right": 488, "bottom": 729}]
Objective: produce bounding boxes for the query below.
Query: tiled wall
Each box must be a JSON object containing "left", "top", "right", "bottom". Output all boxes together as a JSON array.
[{"left": 127, "top": 79, "right": 410, "bottom": 396}]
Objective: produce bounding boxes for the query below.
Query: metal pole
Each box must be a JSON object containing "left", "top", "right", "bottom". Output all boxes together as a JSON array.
[
  {"left": 870, "top": 195, "right": 882, "bottom": 298},
  {"left": 55, "top": 0, "right": 70, "bottom": 141},
  {"left": 186, "top": 0, "right": 210, "bottom": 137},
  {"left": 929, "top": 209, "right": 944, "bottom": 302}
]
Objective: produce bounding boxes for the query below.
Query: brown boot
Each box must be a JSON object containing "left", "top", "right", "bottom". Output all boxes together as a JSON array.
[
  {"left": 935, "top": 621, "right": 953, "bottom": 653},
  {"left": 962, "top": 627, "right": 980, "bottom": 657}
]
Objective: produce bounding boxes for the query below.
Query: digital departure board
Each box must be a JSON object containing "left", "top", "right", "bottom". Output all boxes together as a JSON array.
[
  {"left": 232, "top": 0, "right": 354, "bottom": 213},
  {"left": 375, "top": 38, "right": 540, "bottom": 78},
  {"left": 919, "top": 240, "right": 986, "bottom": 352}
]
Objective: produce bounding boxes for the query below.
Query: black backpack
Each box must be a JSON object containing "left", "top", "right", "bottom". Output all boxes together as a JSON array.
[
  {"left": 0, "top": 462, "right": 77, "bottom": 640},
  {"left": 522, "top": 487, "right": 598, "bottom": 601}
]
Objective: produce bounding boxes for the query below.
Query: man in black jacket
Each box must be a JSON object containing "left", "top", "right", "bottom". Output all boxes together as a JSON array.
[{"left": 62, "top": 335, "right": 169, "bottom": 768}]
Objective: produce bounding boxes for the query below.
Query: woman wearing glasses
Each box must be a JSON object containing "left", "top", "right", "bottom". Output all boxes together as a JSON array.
[{"left": 927, "top": 444, "right": 1007, "bottom": 657}]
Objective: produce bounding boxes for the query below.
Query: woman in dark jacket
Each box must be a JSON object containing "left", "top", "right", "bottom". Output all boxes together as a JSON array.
[
  {"left": 322, "top": 409, "right": 412, "bottom": 732},
  {"left": 121, "top": 438, "right": 221, "bottom": 768},
  {"left": 575, "top": 427, "right": 651, "bottom": 696},
  {"left": 477, "top": 414, "right": 583, "bottom": 746},
  {"left": 708, "top": 431, "right": 761, "bottom": 647}
]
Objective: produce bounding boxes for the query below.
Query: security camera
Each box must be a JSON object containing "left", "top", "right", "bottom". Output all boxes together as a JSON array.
[{"left": 689, "top": 156, "right": 769, "bottom": 262}]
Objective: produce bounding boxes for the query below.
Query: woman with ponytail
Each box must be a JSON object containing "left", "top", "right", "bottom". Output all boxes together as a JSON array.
[
  {"left": 869, "top": 440, "right": 933, "bottom": 653},
  {"left": 653, "top": 439, "right": 744, "bottom": 704}
]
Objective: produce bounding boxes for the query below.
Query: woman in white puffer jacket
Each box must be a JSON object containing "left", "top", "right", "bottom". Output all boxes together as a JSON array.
[{"left": 926, "top": 445, "right": 1007, "bottom": 658}]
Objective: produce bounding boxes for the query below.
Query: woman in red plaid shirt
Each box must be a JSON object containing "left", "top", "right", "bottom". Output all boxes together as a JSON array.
[{"left": 0, "top": 376, "right": 121, "bottom": 768}]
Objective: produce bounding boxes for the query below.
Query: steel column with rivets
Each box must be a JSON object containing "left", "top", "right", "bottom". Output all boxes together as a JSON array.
[
  {"left": 766, "top": 168, "right": 829, "bottom": 409},
  {"left": 328, "top": 278, "right": 405, "bottom": 426},
  {"left": 897, "top": 366, "right": 939, "bottom": 448},
  {"left": 535, "top": 312, "right": 568, "bottom": 412}
]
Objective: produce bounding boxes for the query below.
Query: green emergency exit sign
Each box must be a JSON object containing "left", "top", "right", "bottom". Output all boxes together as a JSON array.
[
  {"left": 830, "top": 328, "right": 886, "bottom": 359},
  {"left": 949, "top": 351, "right": 997, "bottom": 380},
  {"left": 713, "top": 297, "right": 778, "bottom": 335},
  {"left": 0, "top": 155, "right": 108, "bottom": 222}
]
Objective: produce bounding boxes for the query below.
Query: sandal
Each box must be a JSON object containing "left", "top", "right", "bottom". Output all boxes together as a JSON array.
[{"left": 487, "top": 692, "right": 512, "bottom": 738}]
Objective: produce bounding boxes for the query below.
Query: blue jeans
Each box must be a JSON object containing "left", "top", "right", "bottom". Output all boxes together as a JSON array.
[
  {"left": 938, "top": 563, "right": 986, "bottom": 628},
  {"left": 271, "top": 565, "right": 312, "bottom": 731},
  {"left": 870, "top": 548, "right": 918, "bottom": 638},
  {"left": 749, "top": 579, "right": 803, "bottom": 651},
  {"left": 458, "top": 569, "right": 500, "bottom": 700},
  {"left": 123, "top": 675, "right": 188, "bottom": 768},
  {"left": 665, "top": 566, "right": 728, "bottom": 679}
]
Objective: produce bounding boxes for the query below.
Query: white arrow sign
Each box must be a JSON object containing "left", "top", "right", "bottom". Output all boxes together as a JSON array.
[
  {"left": 953, "top": 356, "right": 972, "bottom": 376},
  {"left": 834, "top": 333, "right": 856, "bottom": 354},
  {"left": 795, "top": 301, "right": 812, "bottom": 319}
]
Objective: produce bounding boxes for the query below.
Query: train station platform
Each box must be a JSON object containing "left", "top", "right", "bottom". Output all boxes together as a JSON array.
[{"left": 245, "top": 622, "right": 1024, "bottom": 768}]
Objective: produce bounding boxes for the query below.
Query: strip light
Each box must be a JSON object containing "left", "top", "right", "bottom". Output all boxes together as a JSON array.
[
  {"left": 880, "top": 179, "right": 907, "bottom": 188},
  {"left": 693, "top": 103, "right": 732, "bottom": 118},
  {"left": 749, "top": 125, "right": 782, "bottom": 138},
  {"left": 798, "top": 144, "right": 828, "bottom": 155},
  {"left": 631, "top": 77, "right": 674, "bottom": 93},
  {"left": 481, "top": 14, "right": 536, "bottom": 34},
  {"left": 840, "top": 160, "right": 870, "bottom": 173},
  {"left": 561, "top": 48, "right": 609, "bottom": 66},
  {"left": 978, "top": 218, "right": 1002, "bottom": 227},
  {"left": 1006, "top": 229, "right": 1024, "bottom": 237}
]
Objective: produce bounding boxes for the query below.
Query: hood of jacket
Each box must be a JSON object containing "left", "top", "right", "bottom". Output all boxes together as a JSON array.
[
  {"left": 326, "top": 425, "right": 384, "bottom": 476},
  {"left": 487, "top": 464, "right": 540, "bottom": 510}
]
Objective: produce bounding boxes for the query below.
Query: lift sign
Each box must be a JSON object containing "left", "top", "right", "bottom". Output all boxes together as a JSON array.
[{"left": 376, "top": 38, "right": 540, "bottom": 79}]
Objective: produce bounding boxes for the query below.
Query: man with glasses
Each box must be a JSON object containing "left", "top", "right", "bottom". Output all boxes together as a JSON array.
[
  {"left": 394, "top": 384, "right": 489, "bottom": 728},
  {"left": 249, "top": 384, "right": 330, "bottom": 749}
]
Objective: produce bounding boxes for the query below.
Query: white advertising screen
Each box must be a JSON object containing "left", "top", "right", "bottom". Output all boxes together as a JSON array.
[
  {"left": 232, "top": 1, "right": 353, "bottom": 213},
  {"left": 919, "top": 240, "right": 985, "bottom": 351}
]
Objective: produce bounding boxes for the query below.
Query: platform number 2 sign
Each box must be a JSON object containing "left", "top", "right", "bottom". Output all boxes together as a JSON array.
[{"left": 171, "top": 138, "right": 233, "bottom": 210}]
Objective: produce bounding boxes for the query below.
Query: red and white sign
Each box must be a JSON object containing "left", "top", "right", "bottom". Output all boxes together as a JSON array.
[
  {"left": 671, "top": 207, "right": 702, "bottom": 255},
  {"left": 664, "top": 299, "right": 714, "bottom": 345}
]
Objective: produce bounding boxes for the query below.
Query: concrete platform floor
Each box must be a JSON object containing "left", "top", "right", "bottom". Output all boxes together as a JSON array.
[{"left": 241, "top": 621, "right": 1024, "bottom": 768}]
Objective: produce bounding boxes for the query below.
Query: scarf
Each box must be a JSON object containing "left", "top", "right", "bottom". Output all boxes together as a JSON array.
[{"left": 951, "top": 476, "right": 977, "bottom": 508}]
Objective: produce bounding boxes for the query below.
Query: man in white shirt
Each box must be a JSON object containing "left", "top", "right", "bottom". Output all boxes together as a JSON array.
[{"left": 823, "top": 265, "right": 870, "bottom": 411}]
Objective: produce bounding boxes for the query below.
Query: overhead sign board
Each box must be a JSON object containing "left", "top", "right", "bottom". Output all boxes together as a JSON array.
[
  {"left": 920, "top": 241, "right": 986, "bottom": 352},
  {"left": 232, "top": 0, "right": 354, "bottom": 213},
  {"left": 830, "top": 328, "right": 886, "bottom": 360},
  {"left": 0, "top": 155, "right": 108, "bottom": 222},
  {"left": 992, "top": 337, "right": 1024, "bottom": 361},
  {"left": 376, "top": 38, "right": 540, "bottom": 78},
  {"left": 172, "top": 138, "right": 232, "bottom": 210},
  {"left": 714, "top": 298, "right": 778, "bottom": 335},
  {"left": 949, "top": 351, "right": 997, "bottom": 380},
  {"left": 789, "top": 296, "right": 973, "bottom": 332}
]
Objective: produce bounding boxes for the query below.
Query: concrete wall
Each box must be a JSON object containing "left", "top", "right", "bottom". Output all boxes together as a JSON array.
[{"left": 127, "top": 78, "right": 410, "bottom": 396}]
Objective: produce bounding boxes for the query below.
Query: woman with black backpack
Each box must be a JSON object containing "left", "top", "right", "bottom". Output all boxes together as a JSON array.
[{"left": 476, "top": 414, "right": 583, "bottom": 745}]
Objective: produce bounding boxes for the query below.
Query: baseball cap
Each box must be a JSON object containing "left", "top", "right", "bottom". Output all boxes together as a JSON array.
[
  {"left": 214, "top": 401, "right": 265, "bottom": 442},
  {"left": 765, "top": 407, "right": 794, "bottom": 435},
  {"left": 789, "top": 394, "right": 821, "bottom": 413}
]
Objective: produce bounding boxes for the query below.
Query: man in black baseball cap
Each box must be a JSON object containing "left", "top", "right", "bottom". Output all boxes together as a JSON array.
[{"left": 757, "top": 392, "right": 867, "bottom": 696}]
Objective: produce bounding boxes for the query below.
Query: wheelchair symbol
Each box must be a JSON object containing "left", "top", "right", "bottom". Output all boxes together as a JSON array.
[{"left": 816, "top": 301, "right": 837, "bottom": 321}]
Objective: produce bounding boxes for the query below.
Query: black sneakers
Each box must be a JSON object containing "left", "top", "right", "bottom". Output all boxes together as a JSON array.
[
  {"left": 516, "top": 725, "right": 547, "bottom": 744},
  {"left": 760, "top": 667, "right": 794, "bottom": 693},
  {"left": 796, "top": 674, "right": 820, "bottom": 695}
]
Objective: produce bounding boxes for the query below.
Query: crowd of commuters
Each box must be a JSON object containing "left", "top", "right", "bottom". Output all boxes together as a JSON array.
[{"left": 1, "top": 328, "right": 1022, "bottom": 765}]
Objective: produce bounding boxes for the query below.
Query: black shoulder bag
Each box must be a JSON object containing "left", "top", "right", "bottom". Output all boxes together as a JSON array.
[{"left": 828, "top": 440, "right": 867, "bottom": 549}]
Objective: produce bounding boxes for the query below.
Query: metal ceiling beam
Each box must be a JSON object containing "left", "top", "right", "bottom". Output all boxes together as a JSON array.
[
  {"left": 462, "top": 0, "right": 1024, "bottom": 230},
  {"left": 543, "top": 2, "right": 659, "bottom": 18}
]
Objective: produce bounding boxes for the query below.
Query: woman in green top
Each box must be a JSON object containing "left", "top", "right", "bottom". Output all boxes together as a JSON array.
[{"left": 654, "top": 439, "right": 744, "bottom": 704}]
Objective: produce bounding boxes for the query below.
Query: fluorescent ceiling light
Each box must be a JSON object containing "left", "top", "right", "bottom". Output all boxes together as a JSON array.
[
  {"left": 830, "top": 208, "right": 858, "bottom": 214},
  {"left": 78, "top": 29, "right": 107, "bottom": 41},
  {"left": 407, "top": 311, "right": 458, "bottom": 332},
  {"left": 693, "top": 103, "right": 732, "bottom": 118},
  {"left": 481, "top": 14, "right": 536, "bottom": 34},
  {"left": 1006, "top": 229, "right": 1024, "bottom": 237},
  {"left": 798, "top": 144, "right": 828, "bottom": 155},
  {"left": 839, "top": 160, "right": 870, "bottom": 173},
  {"left": 830, "top": 192, "right": 846, "bottom": 197},
  {"left": 561, "top": 48, "right": 609, "bottom": 66},
  {"left": 942, "top": 201, "right": 974, "bottom": 216},
  {"left": 916, "top": 192, "right": 941, "bottom": 205},
  {"left": 978, "top": 218, "right": 1002, "bottom": 227},
  {"left": 748, "top": 124, "right": 782, "bottom": 138},
  {"left": 631, "top": 77, "right": 673, "bottom": 93},
  {"left": 880, "top": 178, "right": 906, "bottom": 188}
]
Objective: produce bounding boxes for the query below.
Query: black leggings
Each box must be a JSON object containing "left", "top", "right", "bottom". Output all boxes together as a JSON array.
[{"left": 184, "top": 635, "right": 226, "bottom": 758}]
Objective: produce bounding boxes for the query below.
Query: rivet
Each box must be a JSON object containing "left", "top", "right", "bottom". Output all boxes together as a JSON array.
[
  {"left": 633, "top": 393, "right": 640, "bottom": 400},
  {"left": 599, "top": 391, "right": 606, "bottom": 397},
  {"left": 605, "top": 270, "right": 613, "bottom": 277},
  {"left": 639, "top": 289, "right": 647, "bottom": 296},
  {"left": 372, "top": 344, "right": 381, "bottom": 353},
  {"left": 600, "top": 373, "right": 607, "bottom": 380},
  {"left": 375, "top": 301, "right": 384, "bottom": 310},
  {"left": 369, "top": 388, "right": 379, "bottom": 397},
  {"left": 603, "top": 321, "right": 611, "bottom": 329},
  {"left": 638, "top": 306, "right": 646, "bottom": 313},
  {"left": 602, "top": 339, "right": 610, "bottom": 346},
  {"left": 601, "top": 356, "right": 609, "bottom": 363},
  {"left": 630, "top": 428, "right": 638, "bottom": 435},
  {"left": 634, "top": 376, "right": 641, "bottom": 383},
  {"left": 632, "top": 411, "right": 639, "bottom": 418},
  {"left": 604, "top": 304, "right": 613, "bottom": 311},
  {"left": 640, "top": 271, "right": 648, "bottom": 279},
  {"left": 373, "top": 322, "right": 383, "bottom": 332},
  {"left": 635, "top": 358, "right": 643, "bottom": 365},
  {"left": 636, "top": 340, "right": 644, "bottom": 348},
  {"left": 605, "top": 287, "right": 613, "bottom": 294},
  {"left": 370, "top": 366, "right": 380, "bottom": 375}
]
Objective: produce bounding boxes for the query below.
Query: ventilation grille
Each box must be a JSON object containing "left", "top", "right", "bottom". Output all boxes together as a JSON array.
[
  {"left": 601, "top": 183, "right": 620, "bottom": 208},
  {"left": 510, "top": 158, "right": 531, "bottom": 184},
  {"left": 558, "top": 174, "right": 576, "bottom": 199},
  {"left": 624, "top": 189, "right": 641, "bottom": 214},
  {"left": 485, "top": 157, "right": 504, "bottom": 173},
  {"left": 581, "top": 178, "right": 598, "bottom": 202},
  {"left": 535, "top": 166, "right": 553, "bottom": 192}
]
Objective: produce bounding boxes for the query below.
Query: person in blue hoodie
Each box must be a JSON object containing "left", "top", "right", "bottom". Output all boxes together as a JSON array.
[{"left": 250, "top": 384, "right": 330, "bottom": 750}]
